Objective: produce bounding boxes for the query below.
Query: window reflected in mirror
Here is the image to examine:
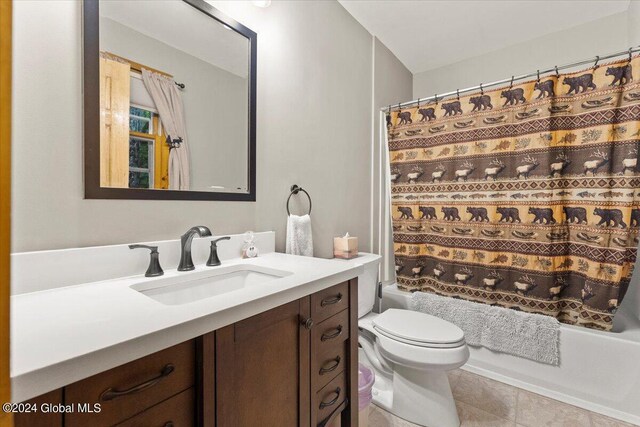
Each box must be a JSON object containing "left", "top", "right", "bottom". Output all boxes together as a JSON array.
[{"left": 95, "top": 0, "right": 253, "bottom": 196}]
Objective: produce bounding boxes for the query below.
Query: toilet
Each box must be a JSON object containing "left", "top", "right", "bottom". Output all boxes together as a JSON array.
[{"left": 348, "top": 254, "right": 469, "bottom": 427}]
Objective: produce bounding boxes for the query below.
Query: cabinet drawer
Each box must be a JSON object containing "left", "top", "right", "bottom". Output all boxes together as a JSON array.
[
  {"left": 314, "top": 372, "right": 347, "bottom": 427},
  {"left": 115, "top": 388, "right": 194, "bottom": 427},
  {"left": 313, "top": 341, "right": 347, "bottom": 391},
  {"left": 311, "top": 282, "right": 349, "bottom": 323},
  {"left": 313, "top": 309, "right": 349, "bottom": 352},
  {"left": 66, "top": 340, "right": 195, "bottom": 427}
]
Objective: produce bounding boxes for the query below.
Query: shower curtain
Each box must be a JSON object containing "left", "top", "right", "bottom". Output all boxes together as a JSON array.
[{"left": 388, "top": 55, "right": 640, "bottom": 331}]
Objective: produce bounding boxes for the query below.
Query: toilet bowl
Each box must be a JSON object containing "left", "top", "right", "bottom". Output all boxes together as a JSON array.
[
  {"left": 340, "top": 253, "right": 469, "bottom": 427},
  {"left": 359, "top": 310, "right": 468, "bottom": 427}
]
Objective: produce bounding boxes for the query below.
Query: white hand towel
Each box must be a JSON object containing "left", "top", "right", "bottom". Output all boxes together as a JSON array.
[{"left": 286, "top": 214, "right": 313, "bottom": 256}]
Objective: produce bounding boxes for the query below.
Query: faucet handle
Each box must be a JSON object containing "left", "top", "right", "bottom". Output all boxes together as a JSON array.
[
  {"left": 129, "top": 244, "right": 157, "bottom": 251},
  {"left": 129, "top": 244, "right": 164, "bottom": 277},
  {"left": 211, "top": 236, "right": 231, "bottom": 246},
  {"left": 207, "top": 237, "right": 230, "bottom": 267}
]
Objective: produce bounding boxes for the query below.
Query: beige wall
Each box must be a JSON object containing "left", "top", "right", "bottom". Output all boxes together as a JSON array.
[
  {"left": 413, "top": 11, "right": 633, "bottom": 99},
  {"left": 629, "top": 1, "right": 640, "bottom": 46},
  {"left": 208, "top": 1, "right": 374, "bottom": 258},
  {"left": 11, "top": 1, "right": 410, "bottom": 258}
]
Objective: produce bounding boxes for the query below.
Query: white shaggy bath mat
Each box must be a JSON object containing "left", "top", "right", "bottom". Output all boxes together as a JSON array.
[{"left": 410, "top": 292, "right": 560, "bottom": 365}]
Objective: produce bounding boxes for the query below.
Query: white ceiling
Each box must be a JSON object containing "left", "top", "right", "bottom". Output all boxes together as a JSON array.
[
  {"left": 339, "top": 0, "right": 631, "bottom": 74},
  {"left": 100, "top": 1, "right": 249, "bottom": 78}
]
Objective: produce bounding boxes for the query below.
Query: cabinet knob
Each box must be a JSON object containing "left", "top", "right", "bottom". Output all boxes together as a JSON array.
[{"left": 301, "top": 317, "right": 314, "bottom": 330}]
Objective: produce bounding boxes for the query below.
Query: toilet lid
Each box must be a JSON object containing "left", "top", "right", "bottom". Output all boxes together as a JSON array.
[{"left": 372, "top": 309, "right": 465, "bottom": 348}]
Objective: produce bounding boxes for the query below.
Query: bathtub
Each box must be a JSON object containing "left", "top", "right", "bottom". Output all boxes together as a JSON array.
[{"left": 381, "top": 283, "right": 640, "bottom": 425}]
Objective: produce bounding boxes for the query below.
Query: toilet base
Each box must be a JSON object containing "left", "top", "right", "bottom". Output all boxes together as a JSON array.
[{"left": 360, "top": 349, "right": 460, "bottom": 427}]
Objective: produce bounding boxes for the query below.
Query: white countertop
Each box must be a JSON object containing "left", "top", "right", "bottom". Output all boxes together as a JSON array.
[{"left": 11, "top": 252, "right": 367, "bottom": 402}]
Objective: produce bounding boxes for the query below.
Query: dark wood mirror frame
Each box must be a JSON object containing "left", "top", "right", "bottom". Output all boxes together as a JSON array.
[{"left": 83, "top": 0, "right": 257, "bottom": 201}]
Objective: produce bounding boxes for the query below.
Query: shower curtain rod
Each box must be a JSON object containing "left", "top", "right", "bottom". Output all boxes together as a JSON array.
[{"left": 382, "top": 45, "right": 640, "bottom": 112}]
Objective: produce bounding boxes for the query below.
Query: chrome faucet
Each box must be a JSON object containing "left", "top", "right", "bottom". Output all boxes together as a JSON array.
[{"left": 178, "top": 226, "right": 212, "bottom": 271}]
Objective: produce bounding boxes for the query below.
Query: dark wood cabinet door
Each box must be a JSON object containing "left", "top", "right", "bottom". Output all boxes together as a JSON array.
[{"left": 215, "top": 298, "right": 310, "bottom": 427}]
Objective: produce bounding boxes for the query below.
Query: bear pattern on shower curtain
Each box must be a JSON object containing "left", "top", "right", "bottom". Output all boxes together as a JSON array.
[{"left": 388, "top": 56, "right": 640, "bottom": 331}]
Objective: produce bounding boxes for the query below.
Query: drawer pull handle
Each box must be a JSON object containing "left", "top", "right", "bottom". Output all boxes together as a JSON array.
[
  {"left": 319, "top": 356, "right": 341, "bottom": 375},
  {"left": 321, "top": 294, "right": 342, "bottom": 307},
  {"left": 321, "top": 325, "right": 343, "bottom": 341},
  {"left": 319, "top": 387, "right": 341, "bottom": 409},
  {"left": 99, "top": 363, "right": 175, "bottom": 401},
  {"left": 318, "top": 398, "right": 348, "bottom": 427}
]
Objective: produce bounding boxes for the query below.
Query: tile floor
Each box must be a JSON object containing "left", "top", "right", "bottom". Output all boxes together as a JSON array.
[{"left": 367, "top": 369, "right": 638, "bottom": 427}]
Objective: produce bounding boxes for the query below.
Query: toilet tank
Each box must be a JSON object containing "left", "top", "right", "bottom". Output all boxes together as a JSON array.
[
  {"left": 351, "top": 253, "right": 383, "bottom": 318},
  {"left": 332, "top": 253, "right": 381, "bottom": 318}
]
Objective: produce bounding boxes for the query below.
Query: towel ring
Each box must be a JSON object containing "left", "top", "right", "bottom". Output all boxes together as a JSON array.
[{"left": 287, "top": 185, "right": 312, "bottom": 216}]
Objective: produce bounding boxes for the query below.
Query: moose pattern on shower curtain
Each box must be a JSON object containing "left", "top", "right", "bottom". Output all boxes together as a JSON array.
[{"left": 388, "top": 56, "right": 640, "bottom": 330}]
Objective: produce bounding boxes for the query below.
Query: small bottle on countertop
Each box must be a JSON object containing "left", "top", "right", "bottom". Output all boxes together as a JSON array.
[{"left": 242, "top": 231, "right": 259, "bottom": 258}]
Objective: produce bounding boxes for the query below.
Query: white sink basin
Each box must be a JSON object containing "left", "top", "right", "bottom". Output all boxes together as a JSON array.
[{"left": 130, "top": 264, "right": 292, "bottom": 305}]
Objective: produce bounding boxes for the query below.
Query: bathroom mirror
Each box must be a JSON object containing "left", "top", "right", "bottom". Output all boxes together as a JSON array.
[{"left": 83, "top": 0, "right": 256, "bottom": 201}]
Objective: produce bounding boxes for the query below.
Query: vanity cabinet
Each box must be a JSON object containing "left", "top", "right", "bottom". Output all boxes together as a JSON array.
[
  {"left": 15, "top": 278, "right": 358, "bottom": 427},
  {"left": 211, "top": 280, "right": 357, "bottom": 427}
]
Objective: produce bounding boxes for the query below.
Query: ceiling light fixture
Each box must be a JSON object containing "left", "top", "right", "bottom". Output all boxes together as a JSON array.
[{"left": 252, "top": 0, "right": 271, "bottom": 7}]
